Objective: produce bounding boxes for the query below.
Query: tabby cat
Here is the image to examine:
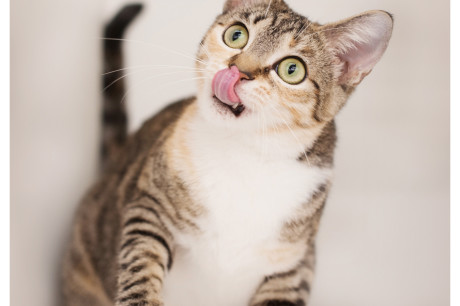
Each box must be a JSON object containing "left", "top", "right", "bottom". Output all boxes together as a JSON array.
[{"left": 61, "top": 1, "right": 393, "bottom": 305}]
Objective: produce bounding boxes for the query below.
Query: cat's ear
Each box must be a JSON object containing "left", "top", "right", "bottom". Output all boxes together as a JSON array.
[
  {"left": 320, "top": 10, "right": 393, "bottom": 86},
  {"left": 223, "top": 0, "right": 283, "bottom": 13}
]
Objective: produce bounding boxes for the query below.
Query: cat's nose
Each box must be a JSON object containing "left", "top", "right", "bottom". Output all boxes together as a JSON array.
[{"left": 237, "top": 68, "right": 254, "bottom": 81}]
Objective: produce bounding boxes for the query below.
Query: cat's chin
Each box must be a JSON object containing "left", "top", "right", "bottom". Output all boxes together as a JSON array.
[
  {"left": 195, "top": 91, "right": 260, "bottom": 130},
  {"left": 212, "top": 96, "right": 246, "bottom": 117}
]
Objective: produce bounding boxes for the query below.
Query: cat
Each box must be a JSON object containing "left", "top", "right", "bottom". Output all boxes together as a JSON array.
[{"left": 60, "top": 1, "right": 393, "bottom": 305}]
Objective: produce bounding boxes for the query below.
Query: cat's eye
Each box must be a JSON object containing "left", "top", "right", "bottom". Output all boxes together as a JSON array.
[
  {"left": 223, "top": 24, "right": 249, "bottom": 49},
  {"left": 276, "top": 57, "right": 307, "bottom": 85}
]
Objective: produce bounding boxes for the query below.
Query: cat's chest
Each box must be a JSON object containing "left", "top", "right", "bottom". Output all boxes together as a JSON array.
[
  {"left": 164, "top": 126, "right": 330, "bottom": 306},
  {"left": 179, "top": 133, "right": 330, "bottom": 267},
  {"left": 195, "top": 153, "right": 321, "bottom": 239}
]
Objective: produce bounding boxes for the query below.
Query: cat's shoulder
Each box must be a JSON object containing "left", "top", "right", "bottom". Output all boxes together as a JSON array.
[
  {"left": 105, "top": 96, "right": 196, "bottom": 173},
  {"left": 136, "top": 96, "right": 196, "bottom": 141}
]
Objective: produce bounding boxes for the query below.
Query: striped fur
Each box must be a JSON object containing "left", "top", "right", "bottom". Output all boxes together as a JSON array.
[{"left": 61, "top": 1, "right": 392, "bottom": 305}]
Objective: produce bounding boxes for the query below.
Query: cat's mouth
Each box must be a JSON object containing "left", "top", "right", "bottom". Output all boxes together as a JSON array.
[{"left": 213, "top": 96, "right": 246, "bottom": 117}]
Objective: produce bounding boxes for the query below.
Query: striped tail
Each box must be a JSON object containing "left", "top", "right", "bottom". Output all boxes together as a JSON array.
[{"left": 102, "top": 4, "right": 143, "bottom": 170}]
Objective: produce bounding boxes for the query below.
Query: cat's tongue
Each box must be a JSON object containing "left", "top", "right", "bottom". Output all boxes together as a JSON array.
[{"left": 212, "top": 66, "right": 241, "bottom": 105}]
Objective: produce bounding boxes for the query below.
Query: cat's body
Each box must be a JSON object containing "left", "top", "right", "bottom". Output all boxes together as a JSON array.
[
  {"left": 162, "top": 102, "right": 334, "bottom": 306},
  {"left": 61, "top": 1, "right": 393, "bottom": 305}
]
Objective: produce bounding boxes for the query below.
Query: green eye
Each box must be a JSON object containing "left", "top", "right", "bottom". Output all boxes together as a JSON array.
[
  {"left": 276, "top": 57, "right": 306, "bottom": 85},
  {"left": 223, "top": 24, "right": 249, "bottom": 49}
]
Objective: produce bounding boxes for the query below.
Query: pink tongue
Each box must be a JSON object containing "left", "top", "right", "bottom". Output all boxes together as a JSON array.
[{"left": 212, "top": 66, "right": 241, "bottom": 105}]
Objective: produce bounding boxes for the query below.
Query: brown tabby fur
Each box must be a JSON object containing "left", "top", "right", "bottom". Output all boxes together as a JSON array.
[{"left": 61, "top": 1, "right": 392, "bottom": 305}]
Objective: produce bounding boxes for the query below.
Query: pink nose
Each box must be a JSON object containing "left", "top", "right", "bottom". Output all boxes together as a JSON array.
[{"left": 212, "top": 66, "right": 242, "bottom": 105}]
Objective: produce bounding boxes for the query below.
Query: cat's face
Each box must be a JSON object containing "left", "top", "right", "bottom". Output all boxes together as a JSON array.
[{"left": 195, "top": 0, "right": 393, "bottom": 133}]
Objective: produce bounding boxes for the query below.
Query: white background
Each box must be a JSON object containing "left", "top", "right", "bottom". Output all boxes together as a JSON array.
[{"left": 11, "top": 0, "right": 449, "bottom": 305}]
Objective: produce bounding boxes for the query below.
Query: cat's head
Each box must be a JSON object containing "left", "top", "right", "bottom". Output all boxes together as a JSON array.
[{"left": 195, "top": 0, "right": 393, "bottom": 132}]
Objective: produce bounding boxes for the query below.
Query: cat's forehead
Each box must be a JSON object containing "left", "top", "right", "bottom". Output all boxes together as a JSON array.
[{"left": 214, "top": 6, "right": 321, "bottom": 57}]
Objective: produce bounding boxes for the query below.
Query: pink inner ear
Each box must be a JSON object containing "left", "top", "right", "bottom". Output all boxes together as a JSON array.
[
  {"left": 330, "top": 12, "right": 393, "bottom": 85},
  {"left": 338, "top": 38, "right": 384, "bottom": 85}
]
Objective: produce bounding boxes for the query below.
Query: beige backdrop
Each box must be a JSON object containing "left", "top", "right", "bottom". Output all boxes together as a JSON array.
[{"left": 11, "top": 0, "right": 450, "bottom": 305}]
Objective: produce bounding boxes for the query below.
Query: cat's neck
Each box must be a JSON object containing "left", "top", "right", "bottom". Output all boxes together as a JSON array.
[{"left": 182, "top": 101, "right": 325, "bottom": 161}]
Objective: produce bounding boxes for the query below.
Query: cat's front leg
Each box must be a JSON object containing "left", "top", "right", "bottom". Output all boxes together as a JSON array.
[
  {"left": 115, "top": 198, "right": 174, "bottom": 306},
  {"left": 249, "top": 245, "right": 316, "bottom": 306}
]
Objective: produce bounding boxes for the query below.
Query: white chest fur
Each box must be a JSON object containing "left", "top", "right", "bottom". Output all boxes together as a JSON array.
[{"left": 163, "top": 118, "right": 331, "bottom": 306}]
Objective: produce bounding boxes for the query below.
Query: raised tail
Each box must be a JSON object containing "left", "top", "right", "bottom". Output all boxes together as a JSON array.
[{"left": 102, "top": 3, "right": 143, "bottom": 171}]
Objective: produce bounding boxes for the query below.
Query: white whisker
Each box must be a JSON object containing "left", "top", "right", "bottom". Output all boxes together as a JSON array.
[
  {"left": 294, "top": 21, "right": 311, "bottom": 40},
  {"left": 104, "top": 69, "right": 200, "bottom": 92},
  {"left": 100, "top": 37, "right": 208, "bottom": 66},
  {"left": 266, "top": 104, "right": 310, "bottom": 165},
  {"left": 103, "top": 64, "right": 206, "bottom": 76},
  {"left": 264, "top": 0, "right": 273, "bottom": 18},
  {"left": 120, "top": 75, "right": 210, "bottom": 104},
  {"left": 199, "top": 41, "right": 211, "bottom": 60}
]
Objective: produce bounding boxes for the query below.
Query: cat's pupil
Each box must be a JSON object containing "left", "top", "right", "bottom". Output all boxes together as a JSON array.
[
  {"left": 232, "top": 30, "right": 242, "bottom": 41},
  {"left": 288, "top": 64, "right": 297, "bottom": 75}
]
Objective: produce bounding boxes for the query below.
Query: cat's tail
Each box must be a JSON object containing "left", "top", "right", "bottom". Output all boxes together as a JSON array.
[{"left": 102, "top": 3, "right": 143, "bottom": 171}]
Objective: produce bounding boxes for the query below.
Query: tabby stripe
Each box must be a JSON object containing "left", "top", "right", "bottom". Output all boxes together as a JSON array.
[
  {"left": 162, "top": 192, "right": 200, "bottom": 230},
  {"left": 120, "top": 237, "right": 139, "bottom": 250},
  {"left": 270, "top": 15, "right": 279, "bottom": 27},
  {"left": 120, "top": 255, "right": 140, "bottom": 270},
  {"left": 122, "top": 250, "right": 165, "bottom": 272},
  {"left": 122, "top": 277, "right": 149, "bottom": 292},
  {"left": 127, "top": 203, "right": 174, "bottom": 236},
  {"left": 259, "top": 284, "right": 310, "bottom": 294},
  {"left": 129, "top": 264, "right": 146, "bottom": 274},
  {"left": 311, "top": 80, "right": 320, "bottom": 90},
  {"left": 311, "top": 183, "right": 326, "bottom": 201},
  {"left": 118, "top": 290, "right": 147, "bottom": 303},
  {"left": 142, "top": 191, "right": 199, "bottom": 231},
  {"left": 254, "top": 15, "right": 266, "bottom": 24},
  {"left": 138, "top": 192, "right": 179, "bottom": 229},
  {"left": 124, "top": 216, "right": 154, "bottom": 227},
  {"left": 299, "top": 280, "right": 310, "bottom": 292},
  {"left": 129, "top": 204, "right": 161, "bottom": 221},
  {"left": 121, "top": 243, "right": 141, "bottom": 260},
  {"left": 265, "top": 269, "right": 297, "bottom": 281},
  {"left": 143, "top": 251, "right": 166, "bottom": 271},
  {"left": 279, "top": 27, "right": 297, "bottom": 35},
  {"left": 262, "top": 299, "right": 305, "bottom": 306},
  {"left": 126, "top": 230, "right": 173, "bottom": 269}
]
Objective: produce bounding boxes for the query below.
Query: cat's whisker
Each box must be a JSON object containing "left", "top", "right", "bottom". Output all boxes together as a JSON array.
[
  {"left": 253, "top": 102, "right": 266, "bottom": 162},
  {"left": 266, "top": 104, "right": 310, "bottom": 164},
  {"left": 104, "top": 70, "right": 140, "bottom": 92},
  {"left": 120, "top": 75, "right": 210, "bottom": 104},
  {"left": 294, "top": 21, "right": 311, "bottom": 40},
  {"left": 103, "top": 64, "right": 207, "bottom": 76},
  {"left": 264, "top": 0, "right": 273, "bottom": 17},
  {"left": 100, "top": 37, "right": 209, "bottom": 66},
  {"left": 104, "top": 69, "right": 201, "bottom": 92},
  {"left": 271, "top": 122, "right": 284, "bottom": 154},
  {"left": 199, "top": 41, "right": 212, "bottom": 60},
  {"left": 260, "top": 101, "right": 269, "bottom": 160},
  {"left": 261, "top": 102, "right": 283, "bottom": 154}
]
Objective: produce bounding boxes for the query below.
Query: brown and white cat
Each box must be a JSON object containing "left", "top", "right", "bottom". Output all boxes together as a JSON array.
[{"left": 61, "top": 1, "right": 393, "bottom": 305}]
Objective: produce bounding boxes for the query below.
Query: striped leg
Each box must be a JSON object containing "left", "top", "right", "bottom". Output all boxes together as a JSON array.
[
  {"left": 250, "top": 244, "right": 316, "bottom": 306},
  {"left": 115, "top": 197, "right": 174, "bottom": 306}
]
